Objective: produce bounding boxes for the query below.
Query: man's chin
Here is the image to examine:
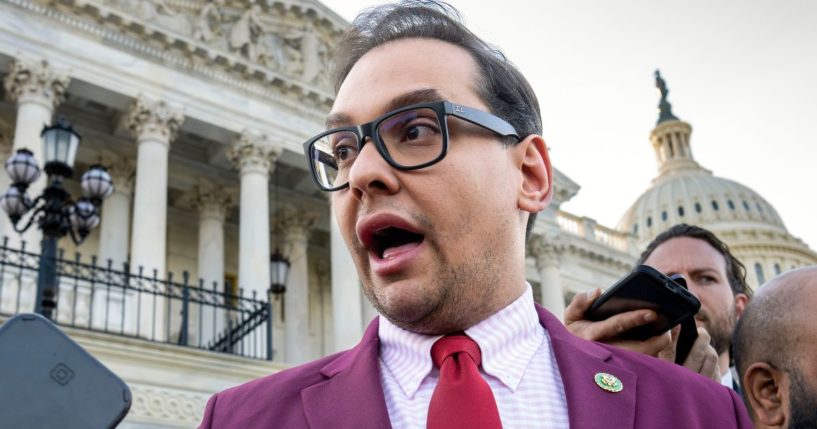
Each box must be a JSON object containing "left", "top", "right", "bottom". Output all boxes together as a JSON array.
[
  {"left": 377, "top": 292, "right": 437, "bottom": 325},
  {"left": 364, "top": 280, "right": 450, "bottom": 333}
]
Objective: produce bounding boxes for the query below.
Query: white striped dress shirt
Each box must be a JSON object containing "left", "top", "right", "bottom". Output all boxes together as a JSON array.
[{"left": 378, "top": 286, "right": 570, "bottom": 428}]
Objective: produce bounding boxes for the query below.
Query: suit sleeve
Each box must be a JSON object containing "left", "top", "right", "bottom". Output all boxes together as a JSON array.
[
  {"left": 728, "top": 388, "right": 753, "bottom": 428},
  {"left": 199, "top": 393, "right": 219, "bottom": 429}
]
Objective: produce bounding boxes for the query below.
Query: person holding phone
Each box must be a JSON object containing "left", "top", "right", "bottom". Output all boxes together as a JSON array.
[{"left": 566, "top": 224, "right": 750, "bottom": 390}]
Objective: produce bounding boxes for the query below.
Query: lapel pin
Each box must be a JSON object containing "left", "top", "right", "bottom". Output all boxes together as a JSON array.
[{"left": 594, "top": 372, "right": 623, "bottom": 393}]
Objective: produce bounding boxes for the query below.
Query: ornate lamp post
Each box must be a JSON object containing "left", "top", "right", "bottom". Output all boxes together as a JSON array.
[
  {"left": 269, "top": 250, "right": 290, "bottom": 295},
  {"left": 269, "top": 162, "right": 289, "bottom": 296},
  {"left": 0, "top": 118, "right": 114, "bottom": 319}
]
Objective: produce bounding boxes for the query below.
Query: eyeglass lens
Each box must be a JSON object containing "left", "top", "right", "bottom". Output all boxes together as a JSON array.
[{"left": 309, "top": 107, "right": 444, "bottom": 189}]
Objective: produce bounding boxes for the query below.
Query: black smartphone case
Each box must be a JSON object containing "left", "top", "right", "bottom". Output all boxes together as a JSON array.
[
  {"left": 0, "top": 313, "right": 132, "bottom": 428},
  {"left": 670, "top": 275, "right": 699, "bottom": 364},
  {"left": 585, "top": 265, "right": 701, "bottom": 341}
]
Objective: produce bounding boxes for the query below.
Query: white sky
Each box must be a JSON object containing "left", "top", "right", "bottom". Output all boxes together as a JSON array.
[{"left": 326, "top": 0, "right": 817, "bottom": 250}]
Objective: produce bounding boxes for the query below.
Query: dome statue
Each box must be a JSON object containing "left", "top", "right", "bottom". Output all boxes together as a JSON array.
[{"left": 618, "top": 71, "right": 817, "bottom": 289}]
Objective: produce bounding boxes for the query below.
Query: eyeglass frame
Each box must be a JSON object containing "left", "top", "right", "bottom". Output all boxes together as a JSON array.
[{"left": 302, "top": 100, "right": 521, "bottom": 192}]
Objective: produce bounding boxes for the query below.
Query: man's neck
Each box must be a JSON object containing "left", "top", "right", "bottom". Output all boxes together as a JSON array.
[{"left": 718, "top": 352, "right": 730, "bottom": 377}]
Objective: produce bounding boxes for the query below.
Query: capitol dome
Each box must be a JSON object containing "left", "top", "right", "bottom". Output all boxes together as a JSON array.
[
  {"left": 617, "top": 121, "right": 787, "bottom": 239},
  {"left": 617, "top": 72, "right": 817, "bottom": 289}
]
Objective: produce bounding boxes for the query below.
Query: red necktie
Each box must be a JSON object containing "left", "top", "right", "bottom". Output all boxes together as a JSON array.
[{"left": 427, "top": 334, "right": 503, "bottom": 429}]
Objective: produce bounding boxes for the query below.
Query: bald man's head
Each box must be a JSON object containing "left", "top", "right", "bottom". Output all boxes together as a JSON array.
[{"left": 733, "top": 265, "right": 817, "bottom": 429}]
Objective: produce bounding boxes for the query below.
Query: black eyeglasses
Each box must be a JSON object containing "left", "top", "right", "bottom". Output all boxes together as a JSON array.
[{"left": 303, "top": 100, "right": 520, "bottom": 191}]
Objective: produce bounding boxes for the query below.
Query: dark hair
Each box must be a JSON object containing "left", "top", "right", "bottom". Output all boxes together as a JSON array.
[
  {"left": 637, "top": 223, "right": 752, "bottom": 298},
  {"left": 331, "top": 0, "right": 544, "bottom": 237}
]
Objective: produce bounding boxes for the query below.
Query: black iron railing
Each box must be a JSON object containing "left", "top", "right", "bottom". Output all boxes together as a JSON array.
[{"left": 0, "top": 237, "right": 273, "bottom": 360}]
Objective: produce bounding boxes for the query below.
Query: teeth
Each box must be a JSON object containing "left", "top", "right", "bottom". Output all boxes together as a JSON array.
[
  {"left": 382, "top": 247, "right": 398, "bottom": 260},
  {"left": 370, "top": 226, "right": 423, "bottom": 260}
]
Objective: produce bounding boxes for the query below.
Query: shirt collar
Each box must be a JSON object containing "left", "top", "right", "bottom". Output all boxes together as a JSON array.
[
  {"left": 720, "top": 368, "right": 734, "bottom": 389},
  {"left": 378, "top": 285, "right": 544, "bottom": 397}
]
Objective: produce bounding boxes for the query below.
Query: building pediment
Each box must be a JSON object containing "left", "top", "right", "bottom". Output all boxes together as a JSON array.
[{"left": 47, "top": 0, "right": 348, "bottom": 109}]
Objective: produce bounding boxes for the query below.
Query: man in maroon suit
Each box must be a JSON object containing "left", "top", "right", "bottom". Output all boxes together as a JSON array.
[{"left": 200, "top": 2, "right": 752, "bottom": 428}]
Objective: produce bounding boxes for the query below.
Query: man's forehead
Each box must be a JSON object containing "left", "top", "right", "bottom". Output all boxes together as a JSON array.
[
  {"left": 329, "top": 38, "right": 484, "bottom": 126},
  {"left": 326, "top": 88, "right": 447, "bottom": 129},
  {"left": 645, "top": 237, "right": 727, "bottom": 273}
]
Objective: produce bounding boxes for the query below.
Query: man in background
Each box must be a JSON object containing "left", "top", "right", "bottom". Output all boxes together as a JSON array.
[
  {"left": 734, "top": 265, "right": 817, "bottom": 429},
  {"left": 567, "top": 224, "right": 750, "bottom": 389}
]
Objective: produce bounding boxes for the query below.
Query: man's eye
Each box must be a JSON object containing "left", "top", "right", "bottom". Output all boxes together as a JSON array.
[
  {"left": 401, "top": 122, "right": 439, "bottom": 142},
  {"left": 333, "top": 144, "right": 356, "bottom": 161}
]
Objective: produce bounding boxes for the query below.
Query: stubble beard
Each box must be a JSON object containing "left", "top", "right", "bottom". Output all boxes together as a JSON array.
[
  {"left": 362, "top": 235, "right": 507, "bottom": 335},
  {"left": 789, "top": 366, "right": 817, "bottom": 429},
  {"left": 701, "top": 304, "right": 737, "bottom": 356}
]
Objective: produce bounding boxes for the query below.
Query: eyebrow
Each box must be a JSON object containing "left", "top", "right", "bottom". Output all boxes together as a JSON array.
[
  {"left": 687, "top": 268, "right": 722, "bottom": 277},
  {"left": 325, "top": 88, "right": 446, "bottom": 129}
]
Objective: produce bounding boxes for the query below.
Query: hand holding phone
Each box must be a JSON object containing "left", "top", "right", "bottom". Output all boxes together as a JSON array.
[
  {"left": 669, "top": 275, "right": 698, "bottom": 364},
  {"left": 585, "top": 265, "right": 701, "bottom": 341}
]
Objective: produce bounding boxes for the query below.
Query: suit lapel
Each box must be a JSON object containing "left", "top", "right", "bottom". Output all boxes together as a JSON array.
[
  {"left": 301, "top": 318, "right": 392, "bottom": 429},
  {"left": 537, "top": 305, "right": 637, "bottom": 429}
]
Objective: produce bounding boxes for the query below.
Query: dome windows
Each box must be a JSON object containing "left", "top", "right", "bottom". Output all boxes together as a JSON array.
[
  {"left": 678, "top": 206, "right": 685, "bottom": 217},
  {"left": 743, "top": 200, "right": 750, "bottom": 211},
  {"left": 633, "top": 223, "right": 639, "bottom": 234},
  {"left": 774, "top": 263, "right": 781, "bottom": 276},
  {"left": 661, "top": 211, "right": 668, "bottom": 222},
  {"left": 728, "top": 200, "right": 736, "bottom": 210},
  {"left": 755, "top": 263, "right": 766, "bottom": 285},
  {"left": 646, "top": 216, "right": 652, "bottom": 227},
  {"left": 711, "top": 200, "right": 719, "bottom": 211},
  {"left": 695, "top": 202, "right": 702, "bottom": 213}
]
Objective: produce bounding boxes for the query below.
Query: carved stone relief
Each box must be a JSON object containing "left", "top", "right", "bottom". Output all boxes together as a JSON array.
[
  {"left": 128, "top": 383, "right": 208, "bottom": 424},
  {"left": 108, "top": 0, "right": 194, "bottom": 36},
  {"left": 99, "top": 0, "right": 336, "bottom": 88}
]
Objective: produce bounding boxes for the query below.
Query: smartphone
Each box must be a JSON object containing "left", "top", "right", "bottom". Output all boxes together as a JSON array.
[
  {"left": 585, "top": 265, "right": 701, "bottom": 341},
  {"left": 670, "top": 275, "right": 699, "bottom": 364},
  {"left": 0, "top": 313, "right": 132, "bottom": 428}
]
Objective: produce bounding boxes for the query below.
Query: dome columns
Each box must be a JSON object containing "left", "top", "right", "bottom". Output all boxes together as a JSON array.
[{"left": 650, "top": 120, "right": 699, "bottom": 176}]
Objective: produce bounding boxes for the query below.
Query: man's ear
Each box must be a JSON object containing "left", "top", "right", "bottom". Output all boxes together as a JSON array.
[
  {"left": 516, "top": 135, "right": 552, "bottom": 213},
  {"left": 734, "top": 293, "right": 749, "bottom": 319},
  {"left": 743, "top": 362, "right": 789, "bottom": 428}
]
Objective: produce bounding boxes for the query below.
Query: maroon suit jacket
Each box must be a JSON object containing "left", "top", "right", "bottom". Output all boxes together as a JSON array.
[{"left": 200, "top": 305, "right": 752, "bottom": 428}]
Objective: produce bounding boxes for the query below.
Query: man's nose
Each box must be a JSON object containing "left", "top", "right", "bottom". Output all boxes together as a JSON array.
[{"left": 347, "top": 140, "right": 400, "bottom": 200}]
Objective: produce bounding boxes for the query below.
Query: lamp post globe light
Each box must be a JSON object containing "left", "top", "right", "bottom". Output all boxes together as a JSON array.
[
  {"left": 0, "top": 118, "right": 114, "bottom": 319},
  {"left": 269, "top": 249, "right": 290, "bottom": 296},
  {"left": 269, "top": 163, "right": 290, "bottom": 297}
]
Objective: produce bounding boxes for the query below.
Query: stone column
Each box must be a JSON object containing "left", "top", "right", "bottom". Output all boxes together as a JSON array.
[
  {"left": 528, "top": 234, "right": 566, "bottom": 321},
  {"left": 228, "top": 131, "right": 281, "bottom": 300},
  {"left": 0, "top": 124, "right": 14, "bottom": 315},
  {"left": 276, "top": 204, "right": 317, "bottom": 364},
  {"left": 124, "top": 96, "right": 184, "bottom": 339},
  {"left": 329, "top": 206, "right": 363, "bottom": 351},
  {"left": 188, "top": 183, "right": 234, "bottom": 345},
  {"left": 3, "top": 58, "right": 69, "bottom": 246},
  {"left": 98, "top": 157, "right": 135, "bottom": 268},
  {"left": 93, "top": 157, "right": 134, "bottom": 330},
  {"left": 125, "top": 96, "right": 183, "bottom": 275},
  {"left": 0, "top": 121, "right": 13, "bottom": 241}
]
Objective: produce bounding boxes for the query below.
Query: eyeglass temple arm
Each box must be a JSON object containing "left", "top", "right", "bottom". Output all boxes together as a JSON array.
[{"left": 446, "top": 104, "right": 520, "bottom": 141}]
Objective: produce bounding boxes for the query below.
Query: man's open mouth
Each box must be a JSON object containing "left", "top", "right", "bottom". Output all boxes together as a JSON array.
[
  {"left": 370, "top": 226, "right": 424, "bottom": 259},
  {"left": 357, "top": 214, "right": 426, "bottom": 262}
]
